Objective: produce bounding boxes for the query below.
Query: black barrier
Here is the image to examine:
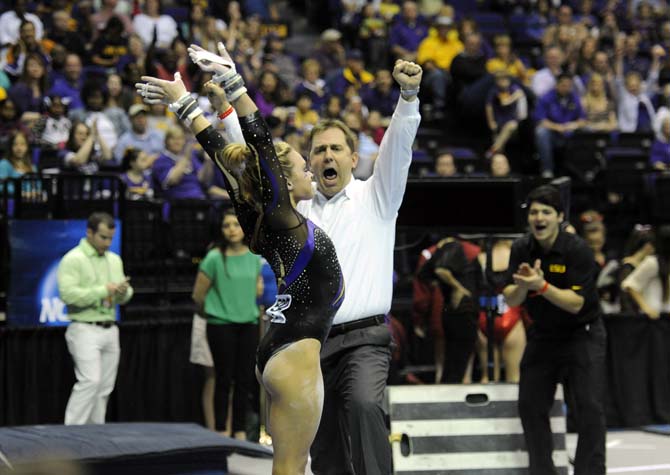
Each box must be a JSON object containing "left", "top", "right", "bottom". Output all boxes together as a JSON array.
[{"left": 0, "top": 315, "right": 668, "bottom": 428}]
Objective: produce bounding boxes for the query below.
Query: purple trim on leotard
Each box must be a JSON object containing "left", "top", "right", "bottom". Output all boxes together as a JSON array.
[
  {"left": 259, "top": 158, "right": 279, "bottom": 214},
  {"left": 280, "top": 219, "right": 316, "bottom": 291},
  {"left": 331, "top": 273, "right": 345, "bottom": 309}
]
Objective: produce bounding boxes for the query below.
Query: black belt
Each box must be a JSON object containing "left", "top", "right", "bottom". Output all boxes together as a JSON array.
[
  {"left": 78, "top": 320, "right": 116, "bottom": 328},
  {"left": 329, "top": 315, "right": 386, "bottom": 337}
]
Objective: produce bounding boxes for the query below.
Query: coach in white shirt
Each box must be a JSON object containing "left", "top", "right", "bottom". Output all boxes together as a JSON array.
[{"left": 297, "top": 60, "right": 422, "bottom": 475}]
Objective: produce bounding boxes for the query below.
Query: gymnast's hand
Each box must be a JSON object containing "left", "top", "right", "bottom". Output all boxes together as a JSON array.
[
  {"left": 392, "top": 59, "right": 423, "bottom": 92},
  {"left": 188, "top": 42, "right": 235, "bottom": 75},
  {"left": 204, "top": 81, "right": 230, "bottom": 112},
  {"left": 135, "top": 72, "right": 188, "bottom": 105}
]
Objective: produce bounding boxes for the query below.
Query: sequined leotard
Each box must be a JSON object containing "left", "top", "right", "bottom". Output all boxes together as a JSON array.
[{"left": 196, "top": 112, "right": 344, "bottom": 373}]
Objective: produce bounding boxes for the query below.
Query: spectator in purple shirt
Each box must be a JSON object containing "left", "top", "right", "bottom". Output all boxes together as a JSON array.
[
  {"left": 389, "top": 1, "right": 429, "bottom": 62},
  {"left": 361, "top": 69, "right": 400, "bottom": 119},
  {"left": 8, "top": 52, "right": 48, "bottom": 115},
  {"left": 151, "top": 125, "right": 208, "bottom": 200},
  {"left": 534, "top": 72, "right": 586, "bottom": 178},
  {"left": 252, "top": 70, "right": 288, "bottom": 118},
  {"left": 49, "top": 53, "right": 84, "bottom": 112}
]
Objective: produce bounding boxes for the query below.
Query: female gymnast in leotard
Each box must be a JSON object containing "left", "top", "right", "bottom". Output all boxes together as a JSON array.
[{"left": 136, "top": 44, "right": 344, "bottom": 475}]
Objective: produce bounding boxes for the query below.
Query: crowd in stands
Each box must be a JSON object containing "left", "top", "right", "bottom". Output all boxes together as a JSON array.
[{"left": 1, "top": 0, "right": 670, "bottom": 386}]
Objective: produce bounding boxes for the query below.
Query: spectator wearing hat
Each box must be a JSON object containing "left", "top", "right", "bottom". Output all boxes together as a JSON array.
[
  {"left": 311, "top": 28, "right": 346, "bottom": 77},
  {"left": 417, "top": 16, "right": 462, "bottom": 71},
  {"left": 389, "top": 1, "right": 429, "bottom": 62},
  {"left": 113, "top": 104, "right": 164, "bottom": 164},
  {"left": 416, "top": 15, "right": 461, "bottom": 112},
  {"left": 326, "top": 49, "right": 375, "bottom": 98}
]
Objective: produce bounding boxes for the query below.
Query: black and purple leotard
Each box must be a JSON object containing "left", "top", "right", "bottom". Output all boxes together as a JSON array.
[{"left": 196, "top": 112, "right": 344, "bottom": 373}]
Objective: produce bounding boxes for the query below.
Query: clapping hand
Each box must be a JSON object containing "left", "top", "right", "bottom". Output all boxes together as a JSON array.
[
  {"left": 115, "top": 277, "right": 131, "bottom": 297},
  {"left": 188, "top": 42, "right": 235, "bottom": 76},
  {"left": 135, "top": 72, "right": 188, "bottom": 105},
  {"left": 513, "top": 259, "right": 545, "bottom": 291}
]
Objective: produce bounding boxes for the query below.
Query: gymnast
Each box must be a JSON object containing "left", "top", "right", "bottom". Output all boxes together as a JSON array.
[{"left": 136, "top": 43, "right": 344, "bottom": 475}]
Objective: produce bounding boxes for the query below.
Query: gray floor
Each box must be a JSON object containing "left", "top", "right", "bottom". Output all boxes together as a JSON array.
[{"left": 227, "top": 431, "right": 670, "bottom": 474}]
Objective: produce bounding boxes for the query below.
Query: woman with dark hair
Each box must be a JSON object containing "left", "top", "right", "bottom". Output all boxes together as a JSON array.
[
  {"left": 0, "top": 98, "right": 29, "bottom": 153},
  {"left": 191, "top": 209, "right": 262, "bottom": 438},
  {"left": 120, "top": 147, "right": 153, "bottom": 199},
  {"left": 137, "top": 40, "right": 352, "bottom": 473},
  {"left": 622, "top": 225, "right": 670, "bottom": 319},
  {"left": 61, "top": 120, "right": 113, "bottom": 174},
  {"left": 253, "top": 70, "right": 288, "bottom": 117},
  {"left": 8, "top": 52, "right": 49, "bottom": 114},
  {"left": 0, "top": 131, "right": 35, "bottom": 194},
  {"left": 0, "top": 132, "right": 41, "bottom": 196},
  {"left": 73, "top": 80, "right": 119, "bottom": 151},
  {"left": 617, "top": 225, "right": 656, "bottom": 313},
  {"left": 417, "top": 238, "right": 479, "bottom": 383}
]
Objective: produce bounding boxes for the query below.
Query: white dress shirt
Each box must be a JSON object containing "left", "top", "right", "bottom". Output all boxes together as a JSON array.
[
  {"left": 132, "top": 14, "right": 178, "bottom": 49},
  {"left": 621, "top": 255, "right": 670, "bottom": 315},
  {"left": 297, "top": 97, "right": 421, "bottom": 324},
  {"left": 0, "top": 11, "right": 44, "bottom": 46}
]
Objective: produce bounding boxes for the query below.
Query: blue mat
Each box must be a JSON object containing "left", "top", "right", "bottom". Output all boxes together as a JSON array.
[
  {"left": 641, "top": 424, "right": 670, "bottom": 436},
  {"left": 0, "top": 423, "right": 272, "bottom": 475}
]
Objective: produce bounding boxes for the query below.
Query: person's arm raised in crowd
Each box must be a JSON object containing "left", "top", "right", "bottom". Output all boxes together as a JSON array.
[
  {"left": 365, "top": 60, "right": 422, "bottom": 219},
  {"left": 93, "top": 120, "right": 114, "bottom": 162},
  {"left": 69, "top": 124, "right": 97, "bottom": 166}
]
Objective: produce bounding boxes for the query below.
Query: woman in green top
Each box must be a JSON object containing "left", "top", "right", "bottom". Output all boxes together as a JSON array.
[{"left": 192, "top": 209, "right": 263, "bottom": 439}]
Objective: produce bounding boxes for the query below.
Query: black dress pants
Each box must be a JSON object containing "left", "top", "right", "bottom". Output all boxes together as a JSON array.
[
  {"left": 518, "top": 318, "right": 607, "bottom": 475},
  {"left": 310, "top": 323, "right": 393, "bottom": 475},
  {"left": 206, "top": 322, "right": 258, "bottom": 433}
]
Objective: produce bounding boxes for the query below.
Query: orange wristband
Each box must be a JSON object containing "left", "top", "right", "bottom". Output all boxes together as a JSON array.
[
  {"left": 538, "top": 280, "right": 549, "bottom": 294},
  {"left": 218, "top": 106, "right": 234, "bottom": 120}
]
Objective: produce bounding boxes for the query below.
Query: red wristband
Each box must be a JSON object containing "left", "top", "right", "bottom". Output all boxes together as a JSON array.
[
  {"left": 218, "top": 106, "right": 234, "bottom": 120},
  {"left": 538, "top": 280, "right": 549, "bottom": 294}
]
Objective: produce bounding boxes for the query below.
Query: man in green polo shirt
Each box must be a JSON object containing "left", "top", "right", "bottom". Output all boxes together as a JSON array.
[{"left": 57, "top": 211, "right": 133, "bottom": 425}]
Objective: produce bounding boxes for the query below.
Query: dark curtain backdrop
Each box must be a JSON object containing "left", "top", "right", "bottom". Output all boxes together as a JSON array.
[
  {"left": 1, "top": 316, "right": 669, "bottom": 428},
  {"left": 0, "top": 319, "right": 204, "bottom": 426}
]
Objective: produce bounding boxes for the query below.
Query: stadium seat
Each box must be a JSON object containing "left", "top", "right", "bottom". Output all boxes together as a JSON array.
[
  {"left": 563, "top": 132, "right": 610, "bottom": 183},
  {"left": 650, "top": 173, "right": 670, "bottom": 222},
  {"left": 615, "top": 132, "right": 654, "bottom": 150},
  {"left": 472, "top": 12, "right": 508, "bottom": 37}
]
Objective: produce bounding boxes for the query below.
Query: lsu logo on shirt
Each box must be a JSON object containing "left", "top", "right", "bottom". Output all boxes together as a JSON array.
[{"left": 549, "top": 264, "right": 566, "bottom": 273}]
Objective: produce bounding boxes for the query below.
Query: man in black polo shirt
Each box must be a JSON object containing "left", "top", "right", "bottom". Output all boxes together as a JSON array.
[{"left": 503, "top": 185, "right": 606, "bottom": 475}]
